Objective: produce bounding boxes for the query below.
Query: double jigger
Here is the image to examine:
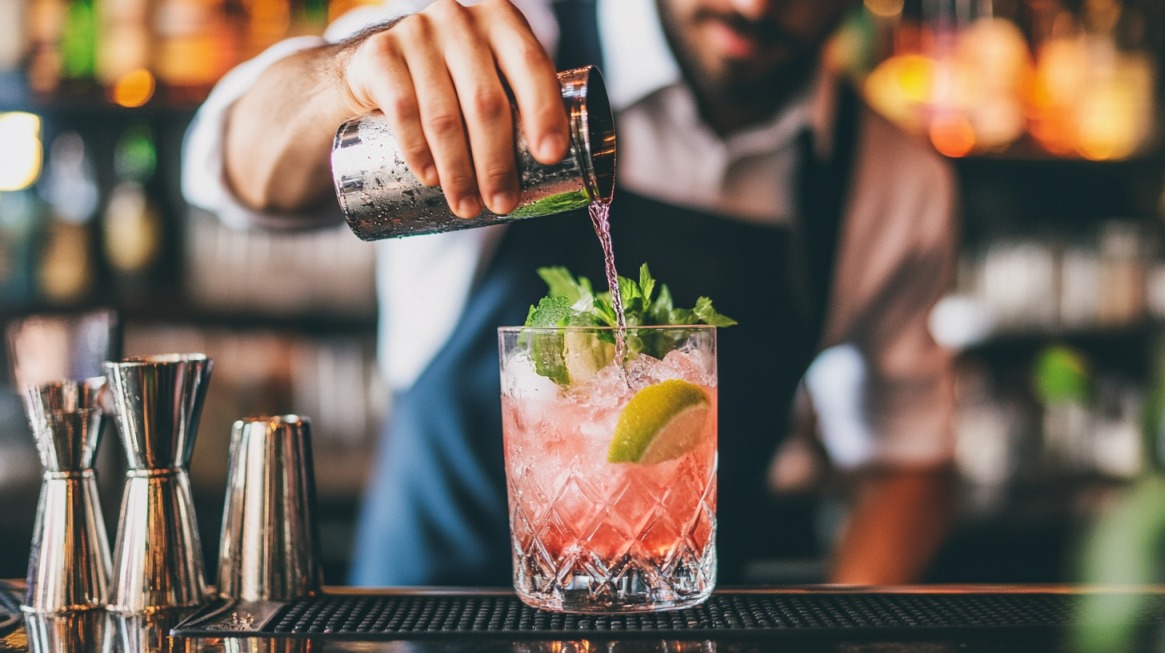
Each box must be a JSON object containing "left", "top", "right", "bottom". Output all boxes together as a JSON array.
[
  {"left": 104, "top": 353, "right": 214, "bottom": 614},
  {"left": 22, "top": 377, "right": 112, "bottom": 615},
  {"left": 21, "top": 353, "right": 214, "bottom": 617},
  {"left": 18, "top": 349, "right": 323, "bottom": 651}
]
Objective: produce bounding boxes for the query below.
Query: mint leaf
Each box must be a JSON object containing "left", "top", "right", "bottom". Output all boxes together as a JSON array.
[
  {"left": 523, "top": 296, "right": 572, "bottom": 383},
  {"left": 647, "top": 284, "right": 674, "bottom": 324},
  {"left": 693, "top": 296, "right": 738, "bottom": 327},
  {"left": 506, "top": 189, "right": 591, "bottom": 218},
  {"left": 525, "top": 295, "right": 573, "bottom": 327},
  {"left": 639, "top": 264, "right": 656, "bottom": 308},
  {"left": 524, "top": 264, "right": 736, "bottom": 383},
  {"left": 537, "top": 267, "right": 589, "bottom": 305}
]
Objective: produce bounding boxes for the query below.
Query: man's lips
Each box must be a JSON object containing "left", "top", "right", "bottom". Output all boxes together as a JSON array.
[{"left": 703, "top": 17, "right": 771, "bottom": 60}]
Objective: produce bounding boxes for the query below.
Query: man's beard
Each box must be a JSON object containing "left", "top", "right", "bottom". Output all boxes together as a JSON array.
[
  {"left": 702, "top": 53, "right": 818, "bottom": 109},
  {"left": 656, "top": 0, "right": 825, "bottom": 122}
]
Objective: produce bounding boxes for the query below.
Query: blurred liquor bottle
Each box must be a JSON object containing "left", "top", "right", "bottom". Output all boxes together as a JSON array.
[
  {"left": 0, "top": 191, "right": 42, "bottom": 304},
  {"left": 0, "top": 0, "right": 23, "bottom": 75},
  {"left": 153, "top": 0, "right": 241, "bottom": 104},
  {"left": 61, "top": 0, "right": 98, "bottom": 89},
  {"left": 1027, "top": 0, "right": 1157, "bottom": 160},
  {"left": 36, "top": 130, "right": 99, "bottom": 303},
  {"left": 25, "top": 0, "right": 66, "bottom": 94},
  {"left": 102, "top": 123, "right": 164, "bottom": 299},
  {"left": 1142, "top": 334, "right": 1165, "bottom": 474},
  {"left": 97, "top": 0, "right": 157, "bottom": 106},
  {"left": 0, "top": 112, "right": 43, "bottom": 303}
]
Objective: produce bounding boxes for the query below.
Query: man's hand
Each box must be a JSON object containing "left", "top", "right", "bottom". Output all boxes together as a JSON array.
[
  {"left": 341, "top": 0, "right": 570, "bottom": 218},
  {"left": 225, "top": 0, "right": 569, "bottom": 218}
]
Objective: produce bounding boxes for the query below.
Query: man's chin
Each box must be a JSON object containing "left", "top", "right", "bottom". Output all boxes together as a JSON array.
[{"left": 703, "top": 59, "right": 815, "bottom": 108}]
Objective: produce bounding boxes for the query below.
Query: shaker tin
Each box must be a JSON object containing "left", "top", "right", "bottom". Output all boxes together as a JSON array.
[{"left": 331, "top": 65, "right": 616, "bottom": 240}]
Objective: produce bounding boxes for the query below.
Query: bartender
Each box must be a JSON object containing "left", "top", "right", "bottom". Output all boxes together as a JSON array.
[{"left": 183, "top": 0, "right": 959, "bottom": 587}]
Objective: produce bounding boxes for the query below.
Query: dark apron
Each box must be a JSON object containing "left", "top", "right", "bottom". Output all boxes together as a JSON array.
[{"left": 349, "top": 0, "right": 859, "bottom": 586}]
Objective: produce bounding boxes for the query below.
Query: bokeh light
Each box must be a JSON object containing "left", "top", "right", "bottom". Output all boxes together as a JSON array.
[
  {"left": 929, "top": 112, "right": 977, "bottom": 158},
  {"left": 0, "top": 112, "right": 44, "bottom": 192},
  {"left": 864, "top": 0, "right": 904, "bottom": 19},
  {"left": 111, "top": 69, "right": 156, "bottom": 108}
]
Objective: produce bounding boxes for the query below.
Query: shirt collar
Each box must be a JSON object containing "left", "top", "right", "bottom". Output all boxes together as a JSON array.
[
  {"left": 596, "top": 0, "right": 682, "bottom": 111},
  {"left": 595, "top": 0, "right": 837, "bottom": 156}
]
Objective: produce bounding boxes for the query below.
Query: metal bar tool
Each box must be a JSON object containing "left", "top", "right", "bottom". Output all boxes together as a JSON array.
[
  {"left": 217, "top": 415, "right": 323, "bottom": 601},
  {"left": 21, "top": 378, "right": 112, "bottom": 614},
  {"left": 104, "top": 353, "right": 213, "bottom": 614}
]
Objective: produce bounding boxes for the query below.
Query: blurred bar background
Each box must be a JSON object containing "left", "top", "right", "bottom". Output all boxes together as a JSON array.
[{"left": 0, "top": 0, "right": 1163, "bottom": 586}]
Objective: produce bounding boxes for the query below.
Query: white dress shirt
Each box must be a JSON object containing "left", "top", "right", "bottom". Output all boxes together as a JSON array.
[{"left": 182, "top": 0, "right": 959, "bottom": 469}]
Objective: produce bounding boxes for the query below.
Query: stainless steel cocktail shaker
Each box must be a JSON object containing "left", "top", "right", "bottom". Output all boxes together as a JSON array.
[
  {"left": 332, "top": 65, "right": 616, "bottom": 240},
  {"left": 217, "top": 415, "right": 323, "bottom": 602}
]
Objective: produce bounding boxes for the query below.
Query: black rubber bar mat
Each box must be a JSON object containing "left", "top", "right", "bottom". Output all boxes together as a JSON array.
[{"left": 171, "top": 591, "right": 1165, "bottom": 641}]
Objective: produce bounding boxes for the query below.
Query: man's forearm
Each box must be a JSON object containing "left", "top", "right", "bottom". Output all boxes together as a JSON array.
[
  {"left": 224, "top": 41, "right": 364, "bottom": 214},
  {"left": 828, "top": 465, "right": 956, "bottom": 585}
]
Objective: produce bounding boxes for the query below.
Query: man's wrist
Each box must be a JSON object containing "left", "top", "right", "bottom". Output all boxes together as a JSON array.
[{"left": 326, "top": 15, "right": 409, "bottom": 119}]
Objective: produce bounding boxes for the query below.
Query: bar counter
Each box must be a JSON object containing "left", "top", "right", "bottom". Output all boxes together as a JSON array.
[{"left": 2, "top": 584, "right": 1165, "bottom": 652}]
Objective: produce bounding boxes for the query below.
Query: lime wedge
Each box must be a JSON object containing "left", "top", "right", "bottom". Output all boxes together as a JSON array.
[
  {"left": 563, "top": 331, "right": 615, "bottom": 384},
  {"left": 608, "top": 379, "right": 710, "bottom": 464}
]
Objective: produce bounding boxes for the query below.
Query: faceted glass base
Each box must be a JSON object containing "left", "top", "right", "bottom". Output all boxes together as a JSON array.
[{"left": 514, "top": 548, "right": 716, "bottom": 614}]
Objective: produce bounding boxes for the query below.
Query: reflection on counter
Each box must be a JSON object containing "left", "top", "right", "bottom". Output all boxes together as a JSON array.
[
  {"left": 512, "top": 644, "right": 716, "bottom": 653},
  {"left": 23, "top": 611, "right": 110, "bottom": 653},
  {"left": 22, "top": 609, "right": 199, "bottom": 653}
]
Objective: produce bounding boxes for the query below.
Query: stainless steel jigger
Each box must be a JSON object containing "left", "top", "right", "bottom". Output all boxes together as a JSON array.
[
  {"left": 104, "top": 353, "right": 213, "bottom": 614},
  {"left": 218, "top": 415, "right": 323, "bottom": 601},
  {"left": 21, "top": 377, "right": 112, "bottom": 614}
]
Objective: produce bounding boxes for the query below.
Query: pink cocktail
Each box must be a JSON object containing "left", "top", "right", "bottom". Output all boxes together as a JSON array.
[{"left": 499, "top": 325, "right": 717, "bottom": 613}]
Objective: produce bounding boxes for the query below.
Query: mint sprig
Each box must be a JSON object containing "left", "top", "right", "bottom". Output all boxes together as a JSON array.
[{"left": 522, "top": 264, "right": 736, "bottom": 383}]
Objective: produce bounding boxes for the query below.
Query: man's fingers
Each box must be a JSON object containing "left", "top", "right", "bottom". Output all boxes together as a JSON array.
[
  {"left": 484, "top": 2, "right": 569, "bottom": 166},
  {"left": 400, "top": 13, "right": 481, "bottom": 218},
  {"left": 352, "top": 34, "right": 437, "bottom": 186},
  {"left": 439, "top": 3, "right": 519, "bottom": 215},
  {"left": 344, "top": 0, "right": 564, "bottom": 218}
]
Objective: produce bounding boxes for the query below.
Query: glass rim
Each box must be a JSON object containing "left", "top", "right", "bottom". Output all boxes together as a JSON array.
[
  {"left": 105, "top": 352, "right": 210, "bottom": 367},
  {"left": 498, "top": 324, "right": 718, "bottom": 333}
]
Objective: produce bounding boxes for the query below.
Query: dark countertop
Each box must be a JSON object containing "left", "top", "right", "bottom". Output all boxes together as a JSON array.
[{"left": 2, "top": 585, "right": 1164, "bottom": 652}]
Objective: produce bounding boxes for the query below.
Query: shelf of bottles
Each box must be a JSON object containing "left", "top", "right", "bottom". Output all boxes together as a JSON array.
[
  {"left": 0, "top": 0, "right": 384, "bottom": 581},
  {"left": 845, "top": 0, "right": 1162, "bottom": 160},
  {"left": 0, "top": 0, "right": 384, "bottom": 311},
  {"left": 839, "top": 0, "right": 1165, "bottom": 516},
  {"left": 931, "top": 205, "right": 1165, "bottom": 526},
  {"left": 0, "top": 0, "right": 380, "bottom": 108}
]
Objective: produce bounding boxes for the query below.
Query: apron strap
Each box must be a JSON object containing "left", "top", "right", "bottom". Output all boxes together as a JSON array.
[{"left": 797, "top": 82, "right": 861, "bottom": 350}]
